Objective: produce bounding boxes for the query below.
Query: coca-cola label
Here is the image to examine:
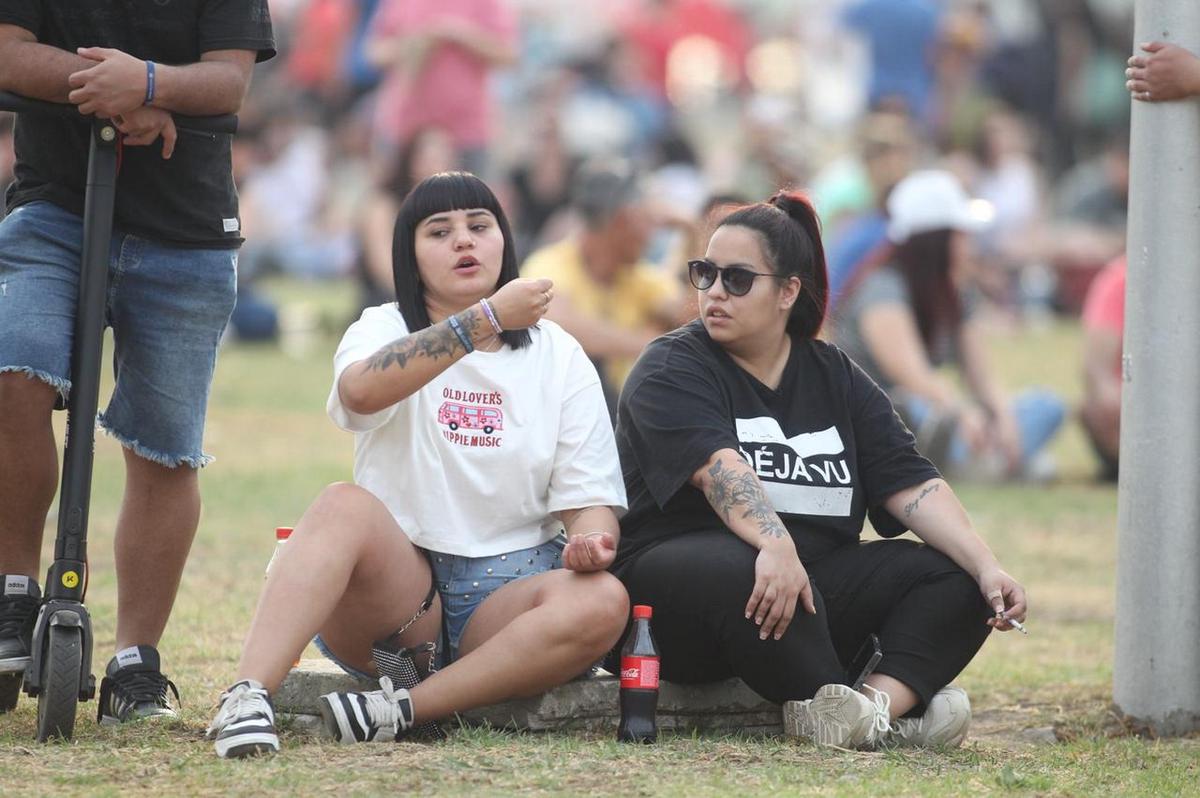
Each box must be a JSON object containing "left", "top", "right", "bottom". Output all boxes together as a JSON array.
[{"left": 620, "top": 655, "right": 660, "bottom": 689}]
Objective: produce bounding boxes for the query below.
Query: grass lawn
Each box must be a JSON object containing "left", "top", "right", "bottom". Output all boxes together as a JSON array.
[{"left": 2, "top": 280, "right": 1197, "bottom": 796}]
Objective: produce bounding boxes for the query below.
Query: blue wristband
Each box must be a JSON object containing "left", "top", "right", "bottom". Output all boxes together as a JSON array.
[
  {"left": 144, "top": 60, "right": 156, "bottom": 105},
  {"left": 446, "top": 314, "right": 474, "bottom": 353}
]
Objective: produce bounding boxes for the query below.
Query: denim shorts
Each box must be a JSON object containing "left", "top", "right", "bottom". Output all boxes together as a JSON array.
[
  {"left": 314, "top": 535, "right": 566, "bottom": 677},
  {"left": 0, "top": 201, "right": 238, "bottom": 467}
]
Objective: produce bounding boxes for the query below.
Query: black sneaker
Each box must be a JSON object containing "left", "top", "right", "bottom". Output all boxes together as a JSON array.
[
  {"left": 96, "top": 645, "right": 180, "bottom": 725},
  {"left": 318, "top": 676, "right": 414, "bottom": 743},
  {"left": 0, "top": 575, "right": 41, "bottom": 674},
  {"left": 206, "top": 679, "right": 279, "bottom": 758}
]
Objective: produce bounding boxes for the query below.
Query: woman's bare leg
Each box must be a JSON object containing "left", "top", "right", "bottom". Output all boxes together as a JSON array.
[
  {"left": 405, "top": 568, "right": 629, "bottom": 723},
  {"left": 234, "top": 482, "right": 440, "bottom": 692}
]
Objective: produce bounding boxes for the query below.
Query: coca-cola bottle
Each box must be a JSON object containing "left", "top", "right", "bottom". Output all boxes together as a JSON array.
[{"left": 617, "top": 604, "right": 659, "bottom": 743}]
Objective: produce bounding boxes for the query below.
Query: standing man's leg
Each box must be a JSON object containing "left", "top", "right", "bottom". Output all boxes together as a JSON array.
[
  {"left": 0, "top": 202, "right": 86, "bottom": 685},
  {"left": 0, "top": 376, "right": 58, "bottom": 679},
  {"left": 96, "top": 237, "right": 238, "bottom": 723},
  {"left": 112, "top": 450, "right": 200, "bottom": 651},
  {"left": 0, "top": 376, "right": 59, "bottom": 578}
]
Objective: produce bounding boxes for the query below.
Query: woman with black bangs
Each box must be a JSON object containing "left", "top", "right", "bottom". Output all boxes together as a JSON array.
[
  {"left": 207, "top": 172, "right": 629, "bottom": 758},
  {"left": 609, "top": 190, "right": 1027, "bottom": 751}
]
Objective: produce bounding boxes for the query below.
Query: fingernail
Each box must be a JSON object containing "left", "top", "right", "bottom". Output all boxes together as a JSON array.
[
  {"left": 759, "top": 632, "right": 768, "bottom": 640},
  {"left": 755, "top": 617, "right": 763, "bottom": 625},
  {"left": 774, "top": 633, "right": 782, "bottom": 640}
]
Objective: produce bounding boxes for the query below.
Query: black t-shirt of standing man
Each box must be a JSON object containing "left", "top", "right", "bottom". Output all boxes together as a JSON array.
[
  {"left": 614, "top": 320, "right": 941, "bottom": 570},
  {"left": 1, "top": 0, "right": 275, "bottom": 249}
]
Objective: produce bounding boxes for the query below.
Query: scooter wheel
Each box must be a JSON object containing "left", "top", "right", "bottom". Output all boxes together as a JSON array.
[
  {"left": 36, "top": 625, "right": 82, "bottom": 742},
  {"left": 0, "top": 671, "right": 21, "bottom": 713}
]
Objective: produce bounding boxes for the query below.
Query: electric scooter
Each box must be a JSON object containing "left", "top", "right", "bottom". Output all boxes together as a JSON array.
[{"left": 0, "top": 91, "right": 235, "bottom": 741}]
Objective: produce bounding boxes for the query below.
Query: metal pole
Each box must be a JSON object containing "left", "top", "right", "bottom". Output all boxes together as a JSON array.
[{"left": 1114, "top": 0, "right": 1200, "bottom": 736}]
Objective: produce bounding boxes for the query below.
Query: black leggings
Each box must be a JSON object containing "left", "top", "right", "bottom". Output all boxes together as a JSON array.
[{"left": 608, "top": 530, "right": 992, "bottom": 713}]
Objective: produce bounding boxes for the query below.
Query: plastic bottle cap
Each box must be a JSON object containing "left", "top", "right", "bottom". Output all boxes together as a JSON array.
[
  {"left": 275, "top": 526, "right": 294, "bottom": 541},
  {"left": 632, "top": 605, "right": 652, "bottom": 619}
]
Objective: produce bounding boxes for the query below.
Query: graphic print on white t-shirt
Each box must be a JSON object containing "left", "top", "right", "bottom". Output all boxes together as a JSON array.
[
  {"left": 735, "top": 416, "right": 853, "bottom": 516},
  {"left": 438, "top": 386, "right": 505, "bottom": 448}
]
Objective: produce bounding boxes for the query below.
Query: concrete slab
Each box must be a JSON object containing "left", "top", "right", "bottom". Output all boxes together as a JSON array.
[{"left": 276, "top": 659, "right": 782, "bottom": 735}]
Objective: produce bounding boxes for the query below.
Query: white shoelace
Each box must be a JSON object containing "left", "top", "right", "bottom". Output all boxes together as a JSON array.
[
  {"left": 861, "top": 684, "right": 893, "bottom": 745},
  {"left": 207, "top": 681, "right": 271, "bottom": 735},
  {"left": 363, "top": 676, "right": 409, "bottom": 734}
]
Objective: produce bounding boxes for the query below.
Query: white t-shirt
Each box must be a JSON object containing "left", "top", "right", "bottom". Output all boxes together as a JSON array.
[{"left": 327, "top": 305, "right": 627, "bottom": 557}]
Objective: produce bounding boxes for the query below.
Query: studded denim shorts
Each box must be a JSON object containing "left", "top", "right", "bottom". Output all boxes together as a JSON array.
[
  {"left": 431, "top": 535, "right": 566, "bottom": 665},
  {"left": 314, "top": 535, "right": 566, "bottom": 677}
]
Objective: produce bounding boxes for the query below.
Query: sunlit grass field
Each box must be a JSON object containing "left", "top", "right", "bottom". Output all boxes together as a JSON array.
[{"left": 2, "top": 279, "right": 1196, "bottom": 797}]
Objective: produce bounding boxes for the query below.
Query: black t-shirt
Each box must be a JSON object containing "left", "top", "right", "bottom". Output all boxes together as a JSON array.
[
  {"left": 614, "top": 320, "right": 940, "bottom": 568},
  {"left": 1, "top": 0, "right": 275, "bottom": 248}
]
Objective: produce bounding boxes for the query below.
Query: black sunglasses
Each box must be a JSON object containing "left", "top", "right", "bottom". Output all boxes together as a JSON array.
[{"left": 688, "top": 259, "right": 788, "bottom": 297}]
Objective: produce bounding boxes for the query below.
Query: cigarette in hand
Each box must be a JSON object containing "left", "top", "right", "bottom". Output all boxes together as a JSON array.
[{"left": 998, "top": 613, "right": 1028, "bottom": 635}]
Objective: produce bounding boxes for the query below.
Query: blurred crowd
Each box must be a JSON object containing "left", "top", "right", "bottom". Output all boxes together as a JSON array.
[{"left": 0, "top": 0, "right": 1142, "bottom": 479}]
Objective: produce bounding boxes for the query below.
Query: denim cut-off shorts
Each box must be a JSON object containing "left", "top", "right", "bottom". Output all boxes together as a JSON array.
[
  {"left": 314, "top": 535, "right": 566, "bottom": 677},
  {"left": 0, "top": 201, "right": 238, "bottom": 467}
]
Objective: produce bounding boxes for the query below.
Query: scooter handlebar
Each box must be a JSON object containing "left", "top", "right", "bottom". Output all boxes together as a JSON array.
[{"left": 0, "top": 90, "right": 237, "bottom": 134}]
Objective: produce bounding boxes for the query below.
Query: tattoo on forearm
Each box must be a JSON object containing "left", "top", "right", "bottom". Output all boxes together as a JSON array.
[
  {"left": 457, "top": 307, "right": 483, "bottom": 338},
  {"left": 364, "top": 308, "right": 482, "bottom": 371},
  {"left": 705, "top": 458, "right": 787, "bottom": 539},
  {"left": 903, "top": 483, "right": 940, "bottom": 517}
]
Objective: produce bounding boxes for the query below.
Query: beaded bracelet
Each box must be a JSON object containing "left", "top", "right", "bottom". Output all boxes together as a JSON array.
[
  {"left": 446, "top": 314, "right": 474, "bottom": 353},
  {"left": 479, "top": 298, "right": 503, "bottom": 334}
]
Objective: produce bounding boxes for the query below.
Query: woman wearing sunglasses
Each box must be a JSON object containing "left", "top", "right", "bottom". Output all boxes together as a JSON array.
[{"left": 608, "top": 191, "right": 1027, "bottom": 750}]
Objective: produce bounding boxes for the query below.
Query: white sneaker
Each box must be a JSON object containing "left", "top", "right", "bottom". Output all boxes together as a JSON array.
[
  {"left": 318, "top": 676, "right": 414, "bottom": 743},
  {"left": 783, "top": 683, "right": 892, "bottom": 749},
  {"left": 206, "top": 679, "right": 279, "bottom": 759},
  {"left": 886, "top": 686, "right": 971, "bottom": 748}
]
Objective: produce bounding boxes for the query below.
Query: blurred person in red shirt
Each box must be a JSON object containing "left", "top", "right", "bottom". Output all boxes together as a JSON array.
[
  {"left": 1079, "top": 255, "right": 1125, "bottom": 481},
  {"left": 286, "top": 0, "right": 357, "bottom": 105},
  {"left": 617, "top": 0, "right": 751, "bottom": 99},
  {"left": 366, "top": 0, "right": 515, "bottom": 178}
]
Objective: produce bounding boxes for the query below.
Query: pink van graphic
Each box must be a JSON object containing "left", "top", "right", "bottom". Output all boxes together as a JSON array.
[{"left": 437, "top": 402, "right": 504, "bottom": 434}]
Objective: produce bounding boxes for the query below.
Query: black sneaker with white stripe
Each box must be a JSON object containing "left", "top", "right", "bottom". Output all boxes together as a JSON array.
[
  {"left": 0, "top": 575, "right": 41, "bottom": 675},
  {"left": 207, "top": 679, "right": 279, "bottom": 758},
  {"left": 318, "top": 676, "right": 415, "bottom": 743},
  {"left": 96, "top": 645, "right": 181, "bottom": 725}
]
